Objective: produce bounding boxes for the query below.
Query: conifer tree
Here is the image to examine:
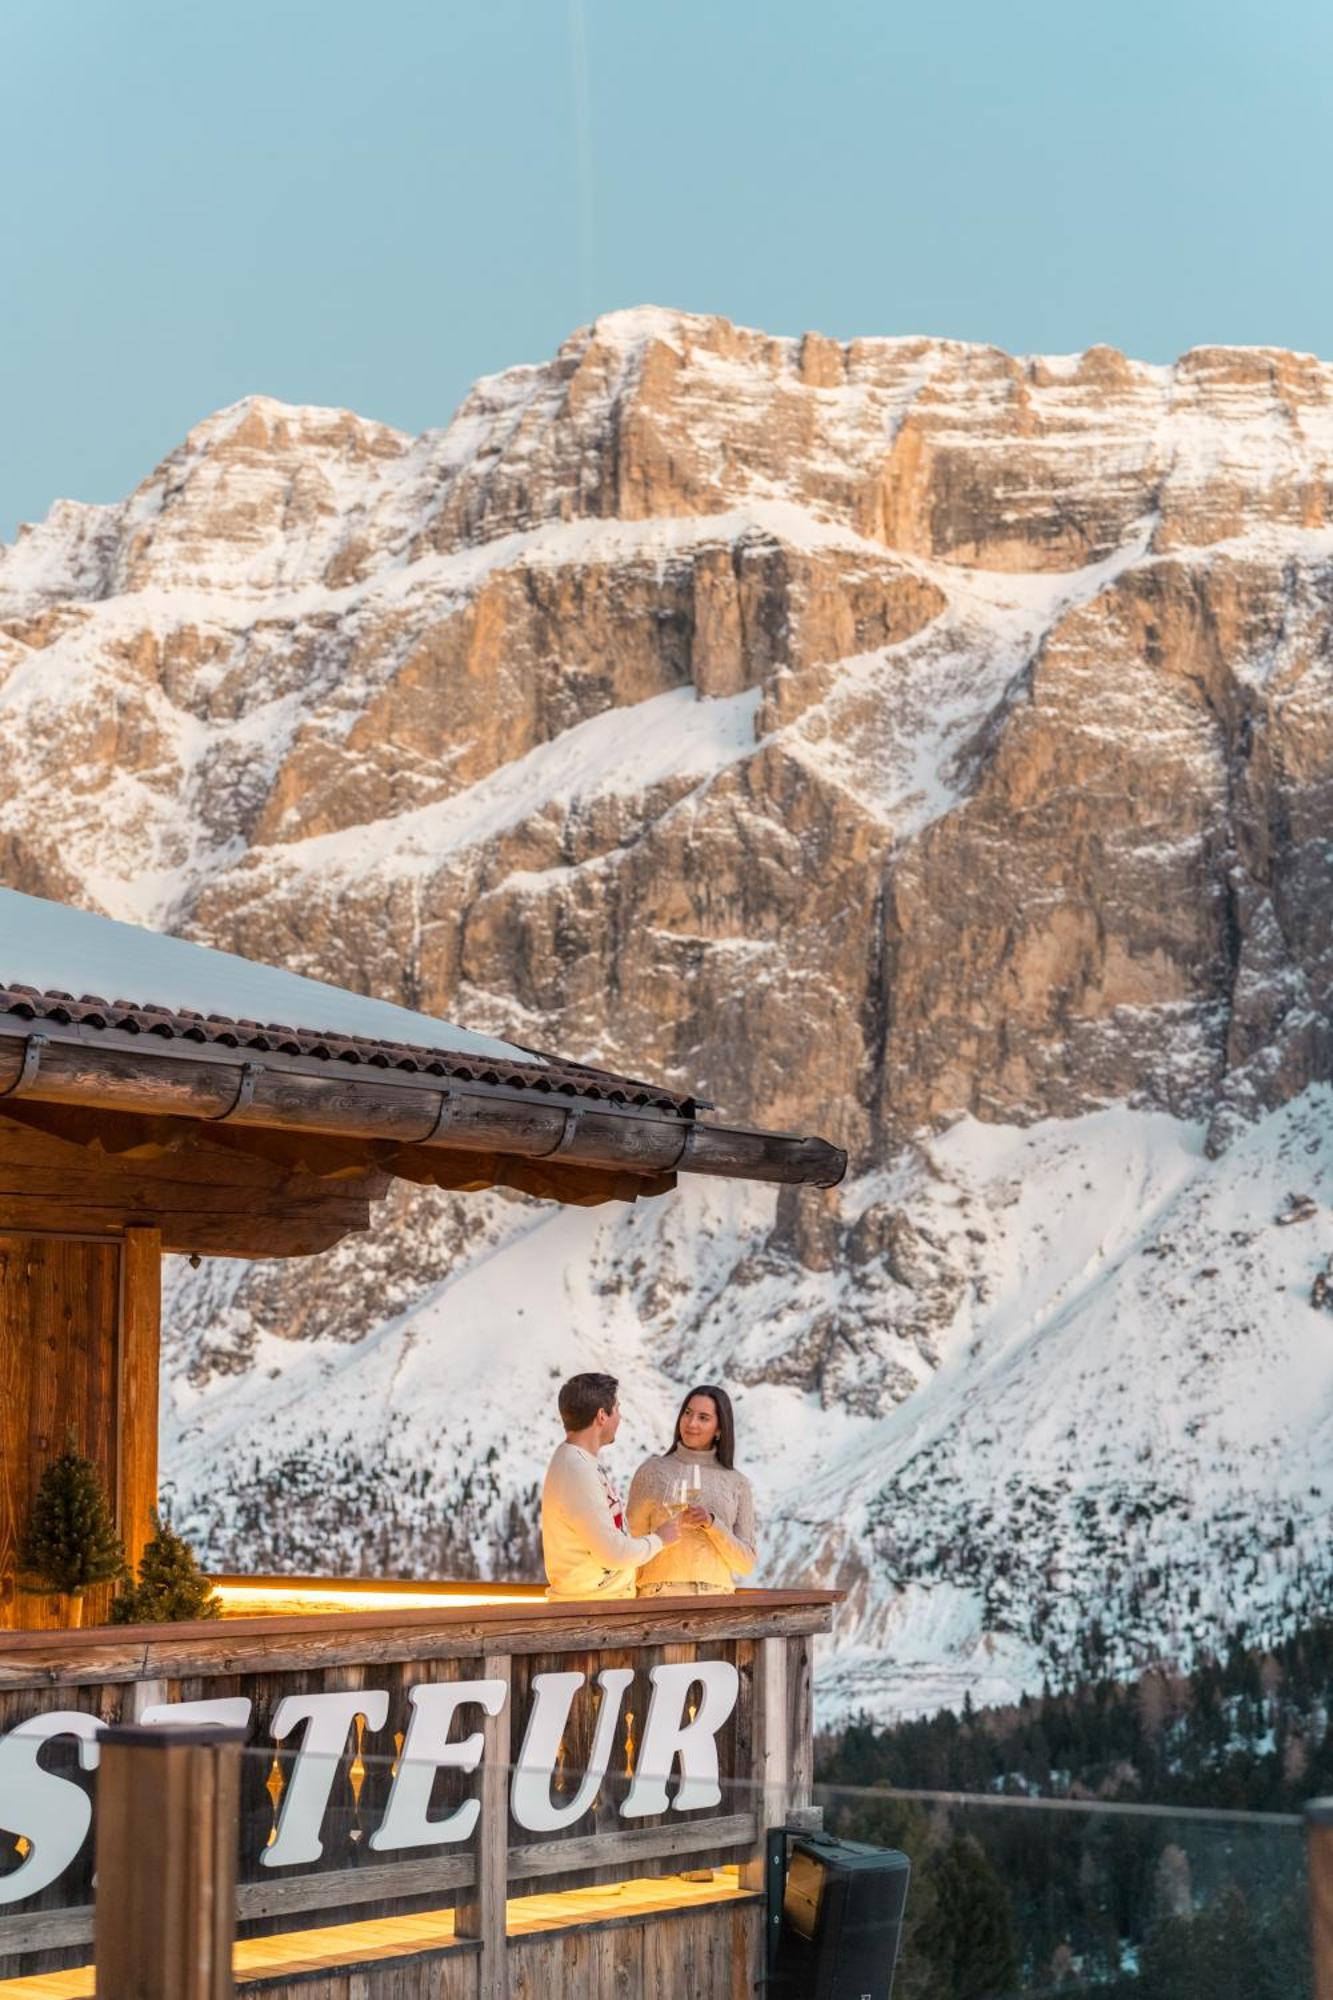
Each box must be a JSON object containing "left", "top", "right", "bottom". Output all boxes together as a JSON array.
[
  {"left": 111, "top": 1510, "right": 220, "bottom": 1624},
  {"left": 17, "top": 1439, "right": 126, "bottom": 1625},
  {"left": 917, "top": 1833, "right": 1020, "bottom": 2000}
]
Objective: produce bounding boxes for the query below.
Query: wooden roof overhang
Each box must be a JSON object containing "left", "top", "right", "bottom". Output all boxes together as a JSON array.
[{"left": 0, "top": 1004, "right": 846, "bottom": 1258}]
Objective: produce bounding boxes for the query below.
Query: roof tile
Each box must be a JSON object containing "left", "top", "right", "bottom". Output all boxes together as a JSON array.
[{"left": 0, "top": 984, "right": 694, "bottom": 1116}]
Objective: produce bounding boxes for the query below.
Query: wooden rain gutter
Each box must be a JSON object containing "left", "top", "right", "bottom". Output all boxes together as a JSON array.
[{"left": 0, "top": 1020, "right": 847, "bottom": 1190}]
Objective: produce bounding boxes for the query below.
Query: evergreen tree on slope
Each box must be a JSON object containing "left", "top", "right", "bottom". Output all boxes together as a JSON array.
[{"left": 917, "top": 1833, "right": 1021, "bottom": 2000}]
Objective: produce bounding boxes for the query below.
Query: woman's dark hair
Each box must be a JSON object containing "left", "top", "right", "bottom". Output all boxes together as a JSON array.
[
  {"left": 668, "top": 1383, "right": 736, "bottom": 1470},
  {"left": 558, "top": 1372, "right": 618, "bottom": 1431}
]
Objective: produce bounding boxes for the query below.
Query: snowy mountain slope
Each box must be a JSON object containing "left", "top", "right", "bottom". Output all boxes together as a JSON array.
[
  {"left": 6, "top": 308, "right": 1333, "bottom": 1716},
  {"left": 803, "top": 1091, "right": 1333, "bottom": 1715},
  {"left": 162, "top": 1089, "right": 1333, "bottom": 1721}
]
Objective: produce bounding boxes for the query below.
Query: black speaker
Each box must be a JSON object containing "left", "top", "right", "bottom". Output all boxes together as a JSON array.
[{"left": 767, "top": 1829, "right": 910, "bottom": 1999}]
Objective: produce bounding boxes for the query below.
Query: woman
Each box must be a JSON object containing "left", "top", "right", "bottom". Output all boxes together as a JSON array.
[{"left": 628, "top": 1383, "right": 757, "bottom": 1596}]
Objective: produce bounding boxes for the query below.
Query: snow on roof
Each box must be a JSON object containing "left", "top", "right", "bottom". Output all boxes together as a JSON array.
[{"left": 0, "top": 886, "right": 536, "bottom": 1066}]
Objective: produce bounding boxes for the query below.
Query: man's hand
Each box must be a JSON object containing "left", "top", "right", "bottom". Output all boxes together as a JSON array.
[{"left": 656, "top": 1515, "right": 683, "bottom": 1545}]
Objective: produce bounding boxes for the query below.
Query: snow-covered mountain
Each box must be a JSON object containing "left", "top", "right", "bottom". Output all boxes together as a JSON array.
[{"left": 5, "top": 308, "right": 1333, "bottom": 1720}]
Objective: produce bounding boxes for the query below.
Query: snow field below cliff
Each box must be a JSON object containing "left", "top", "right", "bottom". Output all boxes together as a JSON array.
[
  {"left": 162, "top": 1087, "right": 1333, "bottom": 1724},
  {"left": 812, "top": 1092, "right": 1333, "bottom": 1718}
]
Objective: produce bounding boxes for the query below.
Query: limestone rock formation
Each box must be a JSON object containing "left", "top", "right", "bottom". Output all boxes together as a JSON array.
[{"left": 5, "top": 308, "right": 1333, "bottom": 1711}]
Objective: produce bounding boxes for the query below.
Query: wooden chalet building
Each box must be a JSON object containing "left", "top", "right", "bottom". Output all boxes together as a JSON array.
[{"left": 0, "top": 887, "right": 843, "bottom": 1999}]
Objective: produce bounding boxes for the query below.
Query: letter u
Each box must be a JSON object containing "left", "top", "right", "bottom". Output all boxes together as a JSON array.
[{"left": 510, "top": 1668, "right": 635, "bottom": 1834}]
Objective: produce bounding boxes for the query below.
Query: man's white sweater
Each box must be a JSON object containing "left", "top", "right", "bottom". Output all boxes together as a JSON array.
[{"left": 541, "top": 1440, "right": 663, "bottom": 1600}]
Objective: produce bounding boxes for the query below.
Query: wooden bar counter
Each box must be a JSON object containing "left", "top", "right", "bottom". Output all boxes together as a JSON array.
[{"left": 0, "top": 1579, "right": 836, "bottom": 1999}]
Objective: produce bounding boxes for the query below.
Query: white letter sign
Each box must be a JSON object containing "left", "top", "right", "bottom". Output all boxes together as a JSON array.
[
  {"left": 0, "top": 1653, "right": 744, "bottom": 1901},
  {"left": 511, "top": 1667, "right": 634, "bottom": 1833},
  {"left": 370, "top": 1680, "right": 507, "bottom": 1851},
  {"left": 0, "top": 1712, "right": 102, "bottom": 1905},
  {"left": 263, "top": 1690, "right": 390, "bottom": 1869},
  {"left": 621, "top": 1661, "right": 739, "bottom": 1817}
]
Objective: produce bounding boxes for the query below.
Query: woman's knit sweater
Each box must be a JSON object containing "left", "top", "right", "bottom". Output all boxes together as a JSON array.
[{"left": 627, "top": 1445, "right": 758, "bottom": 1594}]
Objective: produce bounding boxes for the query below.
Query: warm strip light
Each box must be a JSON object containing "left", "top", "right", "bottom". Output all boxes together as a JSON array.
[
  {"left": 213, "top": 1582, "right": 547, "bottom": 1615},
  {"left": 0, "top": 1870, "right": 748, "bottom": 1998},
  {"left": 506, "top": 1866, "right": 746, "bottom": 1936}
]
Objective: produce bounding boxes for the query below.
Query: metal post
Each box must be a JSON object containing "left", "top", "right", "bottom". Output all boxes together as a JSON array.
[
  {"left": 1307, "top": 1799, "right": 1333, "bottom": 2000},
  {"left": 94, "top": 1723, "right": 243, "bottom": 2000}
]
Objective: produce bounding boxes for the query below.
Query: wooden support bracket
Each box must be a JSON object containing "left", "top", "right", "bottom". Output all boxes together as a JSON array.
[{"left": 0, "top": 1032, "right": 47, "bottom": 1099}]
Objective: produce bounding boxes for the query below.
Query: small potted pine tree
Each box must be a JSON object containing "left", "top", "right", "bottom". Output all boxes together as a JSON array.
[
  {"left": 17, "top": 1438, "right": 127, "bottom": 1628},
  {"left": 112, "top": 1510, "right": 221, "bottom": 1624}
]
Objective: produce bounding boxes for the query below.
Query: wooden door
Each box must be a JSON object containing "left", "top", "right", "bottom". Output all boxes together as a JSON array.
[{"left": 0, "top": 1230, "right": 160, "bottom": 1630}]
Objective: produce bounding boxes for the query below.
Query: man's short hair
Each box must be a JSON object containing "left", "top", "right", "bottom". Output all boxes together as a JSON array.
[{"left": 559, "top": 1372, "right": 619, "bottom": 1431}]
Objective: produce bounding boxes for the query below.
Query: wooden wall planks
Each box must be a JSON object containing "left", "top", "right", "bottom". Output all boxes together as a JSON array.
[
  {"left": 0, "top": 1904, "right": 762, "bottom": 2000},
  {"left": 237, "top": 1949, "right": 480, "bottom": 2000},
  {"left": 0, "top": 1116, "right": 383, "bottom": 1259},
  {"left": 507, "top": 1899, "right": 760, "bottom": 2000}
]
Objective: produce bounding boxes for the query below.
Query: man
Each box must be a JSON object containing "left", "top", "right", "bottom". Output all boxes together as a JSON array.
[{"left": 542, "top": 1372, "right": 681, "bottom": 1599}]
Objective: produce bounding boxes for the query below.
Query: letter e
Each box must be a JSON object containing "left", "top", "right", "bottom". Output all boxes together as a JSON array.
[{"left": 371, "top": 1680, "right": 507, "bottom": 1851}]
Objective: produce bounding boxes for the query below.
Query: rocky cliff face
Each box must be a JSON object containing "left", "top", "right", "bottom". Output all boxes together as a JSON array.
[{"left": 5, "top": 309, "right": 1333, "bottom": 1714}]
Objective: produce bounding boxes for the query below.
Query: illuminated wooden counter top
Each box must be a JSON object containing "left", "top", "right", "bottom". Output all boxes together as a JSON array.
[{"left": 0, "top": 1576, "right": 836, "bottom": 1685}]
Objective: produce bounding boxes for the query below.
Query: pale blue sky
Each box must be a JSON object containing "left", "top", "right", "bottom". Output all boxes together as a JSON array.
[{"left": 3, "top": 0, "right": 1330, "bottom": 541}]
